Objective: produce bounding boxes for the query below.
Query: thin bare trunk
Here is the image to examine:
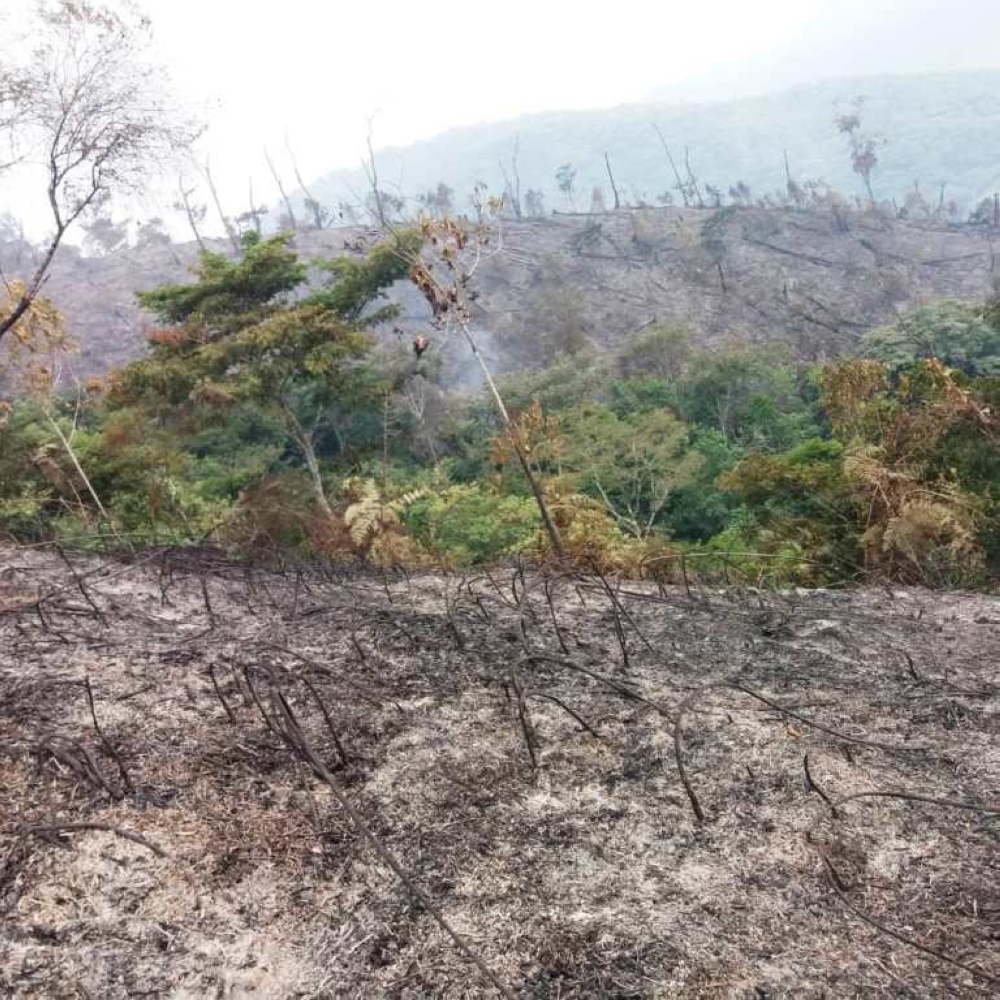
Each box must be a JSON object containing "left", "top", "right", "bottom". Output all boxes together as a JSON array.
[
  {"left": 382, "top": 391, "right": 390, "bottom": 494},
  {"left": 178, "top": 182, "right": 206, "bottom": 251},
  {"left": 499, "top": 136, "right": 522, "bottom": 218},
  {"left": 46, "top": 412, "right": 129, "bottom": 549},
  {"left": 652, "top": 123, "right": 689, "bottom": 207},
  {"left": 363, "top": 120, "right": 386, "bottom": 228},
  {"left": 604, "top": 152, "right": 621, "bottom": 210},
  {"left": 455, "top": 314, "right": 565, "bottom": 557},
  {"left": 203, "top": 159, "right": 241, "bottom": 254},
  {"left": 685, "top": 147, "right": 705, "bottom": 208},
  {"left": 264, "top": 148, "right": 297, "bottom": 231},
  {"left": 285, "top": 137, "right": 326, "bottom": 228},
  {"left": 282, "top": 405, "right": 335, "bottom": 520}
]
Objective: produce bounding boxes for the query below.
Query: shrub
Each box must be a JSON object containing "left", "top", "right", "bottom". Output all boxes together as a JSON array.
[{"left": 404, "top": 484, "right": 540, "bottom": 565}]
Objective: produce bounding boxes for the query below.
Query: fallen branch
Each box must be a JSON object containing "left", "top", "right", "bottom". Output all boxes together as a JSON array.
[{"left": 17, "top": 822, "right": 166, "bottom": 858}]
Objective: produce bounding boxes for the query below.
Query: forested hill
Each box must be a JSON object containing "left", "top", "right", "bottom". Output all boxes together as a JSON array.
[{"left": 303, "top": 71, "right": 1000, "bottom": 217}]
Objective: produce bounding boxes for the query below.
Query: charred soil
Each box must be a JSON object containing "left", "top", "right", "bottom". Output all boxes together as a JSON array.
[{"left": 1, "top": 547, "right": 998, "bottom": 998}]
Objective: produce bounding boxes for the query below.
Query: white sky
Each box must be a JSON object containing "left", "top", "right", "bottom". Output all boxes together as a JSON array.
[
  {"left": 158, "top": 1, "right": 817, "bottom": 163},
  {"left": 2, "top": 0, "right": 997, "bottom": 235}
]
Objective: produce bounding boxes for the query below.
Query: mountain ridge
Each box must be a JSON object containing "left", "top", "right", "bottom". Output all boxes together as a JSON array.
[{"left": 301, "top": 70, "right": 1000, "bottom": 219}]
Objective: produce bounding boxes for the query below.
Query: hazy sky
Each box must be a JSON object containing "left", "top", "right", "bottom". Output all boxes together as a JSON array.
[
  {"left": 129, "top": 0, "right": 826, "bottom": 214},
  {"left": 2, "top": 0, "right": 998, "bottom": 235}
]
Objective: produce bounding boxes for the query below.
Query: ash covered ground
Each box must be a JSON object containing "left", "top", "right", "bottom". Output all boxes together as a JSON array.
[{"left": 1, "top": 546, "right": 998, "bottom": 999}]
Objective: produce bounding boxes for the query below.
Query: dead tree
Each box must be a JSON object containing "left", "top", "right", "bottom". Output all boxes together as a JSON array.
[
  {"left": 499, "top": 136, "right": 523, "bottom": 219},
  {"left": 604, "top": 152, "right": 622, "bottom": 210},
  {"left": 203, "top": 158, "right": 241, "bottom": 254},
  {"left": 285, "top": 137, "right": 329, "bottom": 228},
  {"left": 685, "top": 147, "right": 706, "bottom": 208},
  {"left": 174, "top": 181, "right": 207, "bottom": 252},
  {"left": 652, "top": 123, "right": 690, "bottom": 207},
  {"left": 362, "top": 117, "right": 387, "bottom": 228},
  {"left": 264, "top": 148, "right": 298, "bottom": 231}
]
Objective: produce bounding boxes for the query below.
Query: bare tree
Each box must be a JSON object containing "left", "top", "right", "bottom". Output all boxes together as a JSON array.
[
  {"left": 357, "top": 140, "right": 566, "bottom": 552},
  {"left": 652, "top": 122, "right": 690, "bottom": 208},
  {"left": 784, "top": 150, "right": 805, "bottom": 208},
  {"left": 285, "top": 136, "right": 330, "bottom": 229},
  {"left": 684, "top": 147, "right": 706, "bottom": 208},
  {"left": 524, "top": 188, "right": 545, "bottom": 218},
  {"left": 264, "top": 147, "right": 297, "bottom": 231},
  {"left": 0, "top": 1, "right": 196, "bottom": 345},
  {"left": 203, "top": 157, "right": 241, "bottom": 253},
  {"left": 406, "top": 218, "right": 565, "bottom": 557},
  {"left": 499, "top": 136, "right": 523, "bottom": 219},
  {"left": 239, "top": 176, "right": 268, "bottom": 235},
  {"left": 173, "top": 180, "right": 207, "bottom": 251},
  {"left": 604, "top": 152, "right": 622, "bottom": 210},
  {"left": 362, "top": 116, "right": 387, "bottom": 228},
  {"left": 0, "top": 62, "right": 27, "bottom": 175}
]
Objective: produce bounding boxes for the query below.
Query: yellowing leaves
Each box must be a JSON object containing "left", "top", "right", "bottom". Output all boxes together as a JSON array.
[
  {"left": 343, "top": 478, "right": 428, "bottom": 565},
  {"left": 0, "top": 282, "right": 73, "bottom": 362}
]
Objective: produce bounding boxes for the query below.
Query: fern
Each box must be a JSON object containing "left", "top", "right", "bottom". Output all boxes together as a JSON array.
[{"left": 343, "top": 478, "right": 428, "bottom": 550}]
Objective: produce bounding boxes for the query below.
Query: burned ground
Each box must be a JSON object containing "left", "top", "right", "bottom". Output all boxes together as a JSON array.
[
  {"left": 1, "top": 546, "right": 998, "bottom": 999},
  {"left": 6, "top": 207, "right": 999, "bottom": 386}
]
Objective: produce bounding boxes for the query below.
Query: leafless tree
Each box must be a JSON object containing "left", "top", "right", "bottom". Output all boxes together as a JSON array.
[
  {"left": 523, "top": 188, "right": 545, "bottom": 218},
  {"left": 555, "top": 163, "right": 577, "bottom": 211},
  {"left": 362, "top": 116, "right": 387, "bottom": 227},
  {"left": 202, "top": 157, "right": 240, "bottom": 254},
  {"left": 604, "top": 152, "right": 622, "bottom": 210},
  {"left": 652, "top": 122, "right": 690, "bottom": 208},
  {"left": 684, "top": 147, "right": 706, "bottom": 208},
  {"left": 285, "top": 136, "right": 329, "bottom": 228},
  {"left": 239, "top": 176, "right": 268, "bottom": 235},
  {"left": 0, "top": 1, "right": 197, "bottom": 345},
  {"left": 499, "top": 136, "right": 523, "bottom": 219},
  {"left": 173, "top": 180, "right": 207, "bottom": 251},
  {"left": 264, "top": 147, "right": 297, "bottom": 231},
  {"left": 0, "top": 66, "right": 27, "bottom": 175}
]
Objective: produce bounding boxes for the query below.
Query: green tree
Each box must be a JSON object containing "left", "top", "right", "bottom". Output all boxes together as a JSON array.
[
  {"left": 676, "top": 343, "right": 819, "bottom": 449},
  {"left": 113, "top": 231, "right": 420, "bottom": 518},
  {"left": 862, "top": 301, "right": 1000, "bottom": 376},
  {"left": 617, "top": 322, "right": 692, "bottom": 381},
  {"left": 556, "top": 403, "right": 703, "bottom": 539}
]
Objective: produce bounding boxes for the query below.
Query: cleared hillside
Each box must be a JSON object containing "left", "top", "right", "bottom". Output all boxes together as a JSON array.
[{"left": 4, "top": 205, "right": 999, "bottom": 386}]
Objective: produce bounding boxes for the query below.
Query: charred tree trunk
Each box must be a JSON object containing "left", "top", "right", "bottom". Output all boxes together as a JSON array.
[{"left": 604, "top": 152, "right": 622, "bottom": 210}]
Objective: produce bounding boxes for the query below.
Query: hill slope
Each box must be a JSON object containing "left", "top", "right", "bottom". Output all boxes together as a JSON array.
[
  {"left": 304, "top": 72, "right": 1000, "bottom": 217},
  {"left": 4, "top": 205, "right": 998, "bottom": 385}
]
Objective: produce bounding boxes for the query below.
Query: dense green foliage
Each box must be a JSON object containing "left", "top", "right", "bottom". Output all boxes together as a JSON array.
[
  {"left": 2, "top": 230, "right": 998, "bottom": 588},
  {"left": 862, "top": 301, "right": 1000, "bottom": 375}
]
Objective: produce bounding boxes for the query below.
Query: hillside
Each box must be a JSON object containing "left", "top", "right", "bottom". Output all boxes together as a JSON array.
[
  {"left": 302, "top": 72, "right": 1000, "bottom": 219},
  {"left": 4, "top": 205, "right": 999, "bottom": 385}
]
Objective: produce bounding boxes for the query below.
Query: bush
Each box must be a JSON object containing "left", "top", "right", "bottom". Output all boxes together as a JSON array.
[
  {"left": 404, "top": 485, "right": 540, "bottom": 565},
  {"left": 862, "top": 301, "right": 1000, "bottom": 376}
]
